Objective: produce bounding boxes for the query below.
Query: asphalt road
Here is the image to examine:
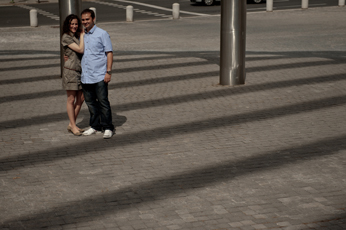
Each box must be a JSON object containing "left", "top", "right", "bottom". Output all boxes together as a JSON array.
[{"left": 0, "top": 0, "right": 334, "bottom": 27}]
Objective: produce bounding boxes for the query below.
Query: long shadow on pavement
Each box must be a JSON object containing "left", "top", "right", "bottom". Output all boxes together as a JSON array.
[
  {"left": 0, "top": 72, "right": 344, "bottom": 131},
  {"left": 0, "top": 50, "right": 59, "bottom": 56},
  {"left": 0, "top": 59, "right": 211, "bottom": 74},
  {"left": 0, "top": 50, "right": 345, "bottom": 85},
  {"left": 1, "top": 93, "right": 346, "bottom": 172},
  {"left": 1, "top": 133, "right": 345, "bottom": 229},
  {"left": 0, "top": 56, "right": 59, "bottom": 63},
  {"left": 0, "top": 74, "right": 60, "bottom": 85},
  {"left": 303, "top": 213, "right": 346, "bottom": 229}
]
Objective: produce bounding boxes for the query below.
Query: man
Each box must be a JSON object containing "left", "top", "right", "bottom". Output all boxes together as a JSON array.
[{"left": 80, "top": 9, "right": 114, "bottom": 139}]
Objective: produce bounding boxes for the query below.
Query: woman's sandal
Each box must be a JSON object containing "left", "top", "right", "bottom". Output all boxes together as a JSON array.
[
  {"left": 67, "top": 125, "right": 85, "bottom": 133},
  {"left": 72, "top": 130, "right": 82, "bottom": 136},
  {"left": 67, "top": 127, "right": 82, "bottom": 136}
]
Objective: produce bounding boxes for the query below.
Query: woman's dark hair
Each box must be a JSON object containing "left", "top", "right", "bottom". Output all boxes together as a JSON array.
[{"left": 62, "top": 14, "right": 82, "bottom": 38}]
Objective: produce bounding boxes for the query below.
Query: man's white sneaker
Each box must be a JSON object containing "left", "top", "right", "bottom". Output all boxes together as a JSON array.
[
  {"left": 103, "top": 129, "right": 113, "bottom": 139},
  {"left": 83, "top": 128, "right": 97, "bottom": 136}
]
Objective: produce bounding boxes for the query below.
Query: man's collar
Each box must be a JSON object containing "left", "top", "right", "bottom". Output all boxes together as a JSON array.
[{"left": 86, "top": 25, "right": 97, "bottom": 34}]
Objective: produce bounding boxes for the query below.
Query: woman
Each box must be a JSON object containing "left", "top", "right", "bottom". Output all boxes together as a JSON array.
[{"left": 61, "top": 14, "right": 85, "bottom": 136}]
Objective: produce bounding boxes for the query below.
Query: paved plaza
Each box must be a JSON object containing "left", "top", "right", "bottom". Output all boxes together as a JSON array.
[{"left": 0, "top": 6, "right": 346, "bottom": 230}]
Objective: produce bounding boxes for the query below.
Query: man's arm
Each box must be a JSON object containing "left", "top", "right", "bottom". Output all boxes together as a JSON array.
[{"left": 104, "top": 51, "right": 113, "bottom": 83}]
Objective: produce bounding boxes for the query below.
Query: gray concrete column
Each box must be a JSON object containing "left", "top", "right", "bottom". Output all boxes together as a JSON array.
[
  {"left": 126, "top": 5, "right": 134, "bottom": 22},
  {"left": 266, "top": 0, "right": 273, "bottom": 12},
  {"left": 302, "top": 0, "right": 309, "bottom": 9},
  {"left": 172, "top": 3, "right": 180, "bottom": 19},
  {"left": 30, "top": 9, "right": 38, "bottom": 27}
]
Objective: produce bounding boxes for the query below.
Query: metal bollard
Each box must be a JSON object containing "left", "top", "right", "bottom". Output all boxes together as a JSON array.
[
  {"left": 30, "top": 9, "right": 38, "bottom": 27},
  {"left": 172, "top": 3, "right": 180, "bottom": 19},
  {"left": 89, "top": 7, "right": 96, "bottom": 23},
  {"left": 339, "top": 0, "right": 345, "bottom": 6},
  {"left": 126, "top": 5, "right": 133, "bottom": 22},
  {"left": 266, "top": 0, "right": 273, "bottom": 12},
  {"left": 302, "top": 0, "right": 309, "bottom": 9}
]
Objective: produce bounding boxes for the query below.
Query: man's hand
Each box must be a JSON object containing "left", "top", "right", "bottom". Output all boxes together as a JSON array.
[
  {"left": 104, "top": 73, "right": 111, "bottom": 83},
  {"left": 64, "top": 55, "right": 68, "bottom": 62}
]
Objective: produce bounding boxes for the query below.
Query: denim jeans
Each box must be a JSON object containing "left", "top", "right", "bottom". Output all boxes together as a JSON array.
[{"left": 82, "top": 81, "right": 114, "bottom": 131}]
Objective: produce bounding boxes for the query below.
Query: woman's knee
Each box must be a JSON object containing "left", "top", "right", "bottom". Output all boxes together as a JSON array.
[
  {"left": 67, "top": 97, "right": 76, "bottom": 105},
  {"left": 66, "top": 91, "right": 77, "bottom": 104},
  {"left": 75, "top": 92, "right": 84, "bottom": 105}
]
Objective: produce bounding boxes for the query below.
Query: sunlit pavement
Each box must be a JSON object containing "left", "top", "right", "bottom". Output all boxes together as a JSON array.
[{"left": 0, "top": 6, "right": 346, "bottom": 230}]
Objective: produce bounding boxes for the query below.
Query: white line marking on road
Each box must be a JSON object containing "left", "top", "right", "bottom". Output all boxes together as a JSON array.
[
  {"left": 274, "top": 3, "right": 327, "bottom": 8},
  {"left": 247, "top": 3, "right": 327, "bottom": 11},
  {"left": 16, "top": 4, "right": 59, "bottom": 20},
  {"left": 247, "top": 7, "right": 267, "bottom": 11},
  {"left": 91, "top": 0, "right": 172, "bottom": 18},
  {"left": 111, "top": 0, "right": 210, "bottom": 16}
]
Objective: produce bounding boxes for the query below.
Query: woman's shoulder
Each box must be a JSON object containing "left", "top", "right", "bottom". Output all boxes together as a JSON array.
[
  {"left": 62, "top": 33, "right": 70, "bottom": 38},
  {"left": 62, "top": 33, "right": 74, "bottom": 40},
  {"left": 62, "top": 33, "right": 76, "bottom": 45}
]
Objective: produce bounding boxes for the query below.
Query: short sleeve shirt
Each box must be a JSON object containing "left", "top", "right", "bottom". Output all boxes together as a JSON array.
[
  {"left": 61, "top": 33, "right": 82, "bottom": 71},
  {"left": 81, "top": 25, "right": 113, "bottom": 84}
]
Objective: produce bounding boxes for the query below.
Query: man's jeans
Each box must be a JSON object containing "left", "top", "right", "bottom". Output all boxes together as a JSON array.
[{"left": 82, "top": 81, "right": 114, "bottom": 131}]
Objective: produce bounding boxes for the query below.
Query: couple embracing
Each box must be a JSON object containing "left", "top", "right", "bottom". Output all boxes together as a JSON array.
[{"left": 61, "top": 9, "right": 114, "bottom": 139}]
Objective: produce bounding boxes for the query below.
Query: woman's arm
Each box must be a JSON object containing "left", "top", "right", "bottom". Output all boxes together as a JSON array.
[{"left": 67, "top": 33, "right": 84, "bottom": 54}]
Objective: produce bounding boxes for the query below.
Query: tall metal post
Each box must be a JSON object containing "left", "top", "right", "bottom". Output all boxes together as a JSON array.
[
  {"left": 58, "top": 0, "right": 82, "bottom": 77},
  {"left": 220, "top": 0, "right": 246, "bottom": 86}
]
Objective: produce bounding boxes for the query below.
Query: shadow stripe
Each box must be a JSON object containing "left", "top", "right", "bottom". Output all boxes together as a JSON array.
[
  {"left": 0, "top": 56, "right": 344, "bottom": 101},
  {"left": 1, "top": 94, "right": 346, "bottom": 171},
  {"left": 1, "top": 132, "right": 345, "bottom": 229},
  {"left": 0, "top": 73, "right": 344, "bottom": 130}
]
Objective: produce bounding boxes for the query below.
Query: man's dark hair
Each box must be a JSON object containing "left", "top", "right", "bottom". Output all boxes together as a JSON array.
[
  {"left": 81, "top": 9, "right": 95, "bottom": 19},
  {"left": 61, "top": 14, "right": 82, "bottom": 38}
]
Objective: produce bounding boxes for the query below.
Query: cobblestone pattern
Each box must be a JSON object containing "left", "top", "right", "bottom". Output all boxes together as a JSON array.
[{"left": 0, "top": 7, "right": 346, "bottom": 230}]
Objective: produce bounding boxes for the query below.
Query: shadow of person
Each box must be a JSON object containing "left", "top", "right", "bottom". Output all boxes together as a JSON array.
[{"left": 77, "top": 110, "right": 127, "bottom": 131}]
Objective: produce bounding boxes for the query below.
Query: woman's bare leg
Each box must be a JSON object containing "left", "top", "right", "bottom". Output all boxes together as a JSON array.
[
  {"left": 74, "top": 90, "right": 84, "bottom": 123},
  {"left": 66, "top": 90, "right": 80, "bottom": 133}
]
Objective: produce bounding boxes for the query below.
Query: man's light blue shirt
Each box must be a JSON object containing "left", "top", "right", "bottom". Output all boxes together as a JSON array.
[{"left": 81, "top": 25, "right": 113, "bottom": 84}]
